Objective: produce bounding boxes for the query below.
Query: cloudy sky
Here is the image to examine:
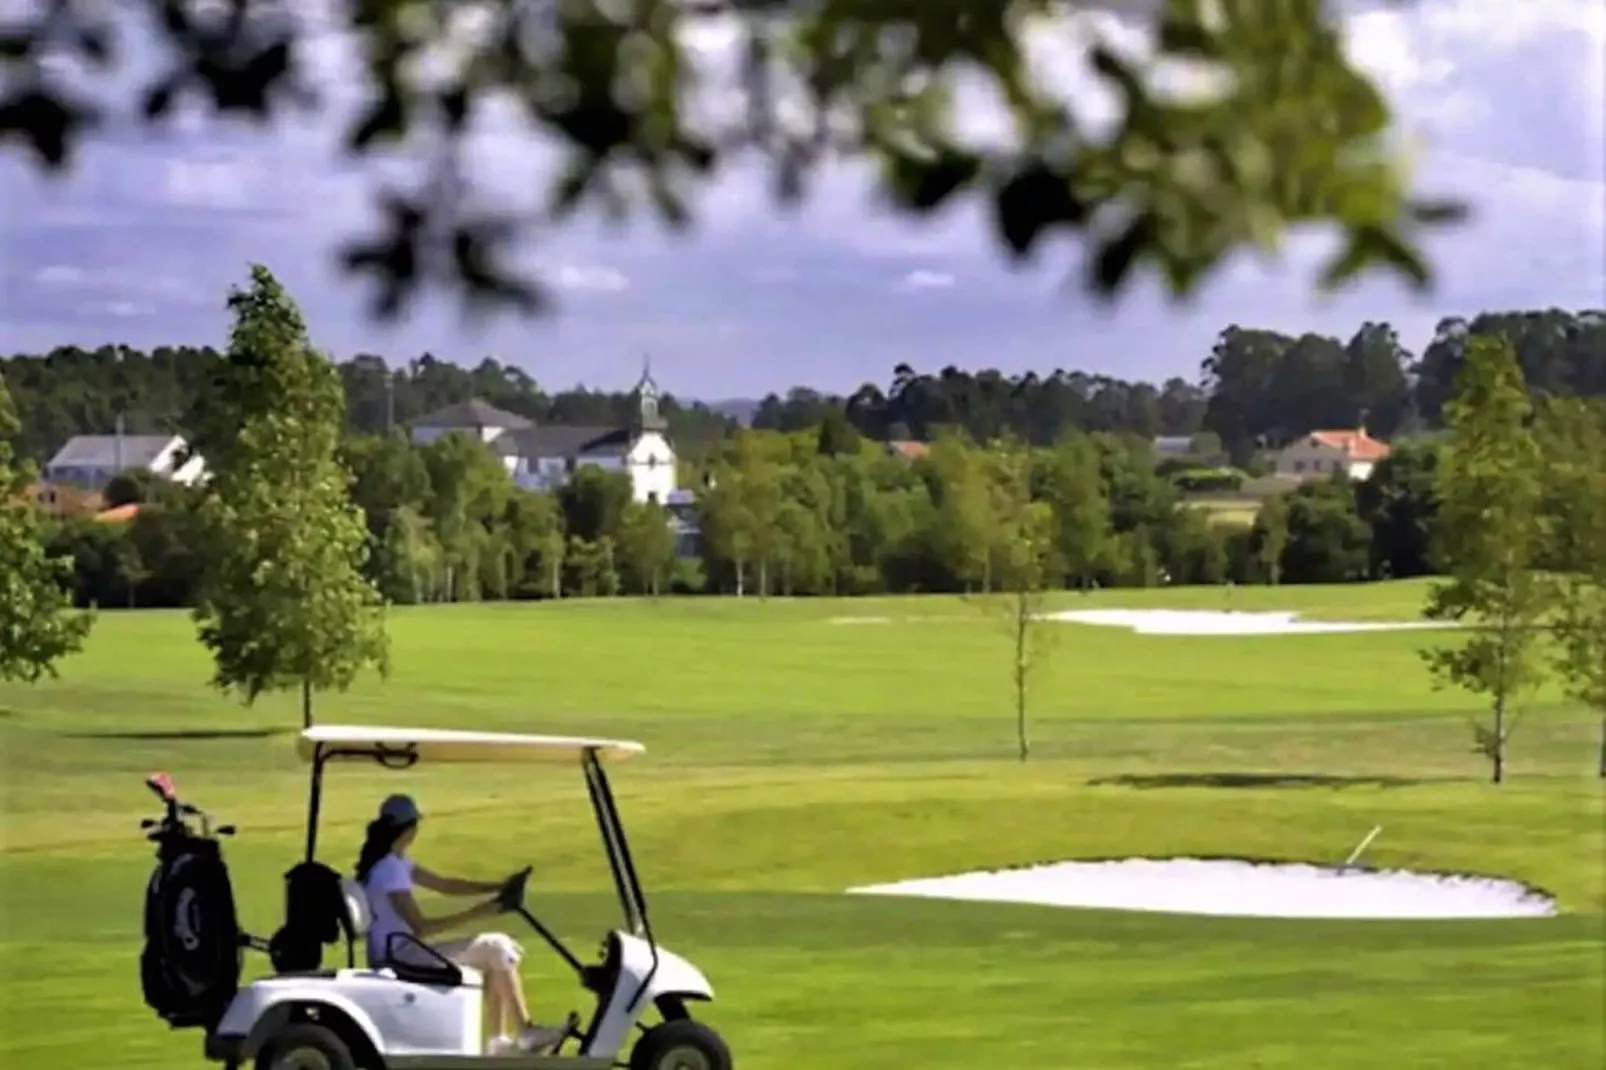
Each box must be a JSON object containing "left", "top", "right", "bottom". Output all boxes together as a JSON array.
[{"left": 1, "top": 1, "right": 1602, "bottom": 399}]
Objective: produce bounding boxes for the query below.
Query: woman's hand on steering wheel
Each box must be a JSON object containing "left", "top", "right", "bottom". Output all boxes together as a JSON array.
[{"left": 496, "top": 866, "right": 532, "bottom": 912}]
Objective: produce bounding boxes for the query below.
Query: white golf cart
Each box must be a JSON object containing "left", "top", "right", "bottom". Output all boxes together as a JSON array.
[{"left": 140, "top": 726, "right": 730, "bottom": 1070}]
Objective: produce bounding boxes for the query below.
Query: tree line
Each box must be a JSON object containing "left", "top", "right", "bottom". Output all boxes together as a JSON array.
[
  {"left": 0, "top": 346, "right": 740, "bottom": 469},
  {"left": 750, "top": 309, "right": 1604, "bottom": 462},
  {"left": 5, "top": 308, "right": 1600, "bottom": 478},
  {"left": 35, "top": 410, "right": 1441, "bottom": 612}
]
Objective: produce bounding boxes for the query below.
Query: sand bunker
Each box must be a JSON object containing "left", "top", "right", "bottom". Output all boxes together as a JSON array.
[
  {"left": 1043, "top": 609, "right": 1449, "bottom": 636},
  {"left": 848, "top": 858, "right": 1556, "bottom": 919}
]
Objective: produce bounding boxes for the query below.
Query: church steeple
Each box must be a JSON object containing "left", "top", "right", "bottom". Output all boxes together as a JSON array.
[{"left": 633, "top": 354, "right": 666, "bottom": 433}]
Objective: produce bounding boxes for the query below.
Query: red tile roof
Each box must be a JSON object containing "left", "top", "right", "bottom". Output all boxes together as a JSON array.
[
  {"left": 1306, "top": 430, "right": 1391, "bottom": 461},
  {"left": 94, "top": 503, "right": 140, "bottom": 523},
  {"left": 886, "top": 440, "right": 929, "bottom": 460}
]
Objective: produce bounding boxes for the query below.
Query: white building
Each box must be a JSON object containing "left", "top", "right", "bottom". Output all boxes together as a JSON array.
[
  {"left": 42, "top": 433, "right": 207, "bottom": 491},
  {"left": 408, "top": 368, "right": 678, "bottom": 504},
  {"left": 1273, "top": 428, "right": 1391, "bottom": 482}
]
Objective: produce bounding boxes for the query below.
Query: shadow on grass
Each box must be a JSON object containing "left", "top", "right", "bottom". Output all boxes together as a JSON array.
[
  {"left": 61, "top": 727, "right": 290, "bottom": 742},
  {"left": 1088, "top": 772, "right": 1449, "bottom": 790}
]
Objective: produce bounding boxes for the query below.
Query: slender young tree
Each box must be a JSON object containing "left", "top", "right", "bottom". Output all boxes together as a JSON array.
[
  {"left": 0, "top": 375, "right": 93, "bottom": 683},
  {"left": 972, "top": 438, "right": 1057, "bottom": 762},
  {"left": 190, "top": 266, "right": 389, "bottom": 729},
  {"left": 1535, "top": 397, "right": 1606, "bottom": 778},
  {"left": 1254, "top": 493, "right": 1289, "bottom": 585},
  {"left": 1421, "top": 335, "right": 1550, "bottom": 783}
]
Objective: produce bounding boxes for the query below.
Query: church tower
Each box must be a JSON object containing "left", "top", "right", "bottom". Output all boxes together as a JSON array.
[{"left": 632, "top": 354, "right": 668, "bottom": 434}]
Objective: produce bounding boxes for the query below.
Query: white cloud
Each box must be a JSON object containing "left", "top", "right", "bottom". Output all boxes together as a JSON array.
[
  {"left": 162, "top": 155, "right": 265, "bottom": 212},
  {"left": 552, "top": 265, "right": 630, "bottom": 293},
  {"left": 36, "top": 265, "right": 87, "bottom": 286},
  {"left": 896, "top": 269, "right": 956, "bottom": 292}
]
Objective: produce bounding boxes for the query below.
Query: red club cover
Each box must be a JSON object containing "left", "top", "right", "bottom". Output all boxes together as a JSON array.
[{"left": 147, "top": 771, "right": 177, "bottom": 802}]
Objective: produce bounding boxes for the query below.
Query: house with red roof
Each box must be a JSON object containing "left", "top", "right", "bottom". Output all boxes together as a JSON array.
[{"left": 1274, "top": 428, "right": 1392, "bottom": 482}]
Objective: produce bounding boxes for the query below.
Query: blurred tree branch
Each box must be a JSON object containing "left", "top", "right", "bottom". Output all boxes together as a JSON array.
[{"left": 0, "top": 0, "right": 1462, "bottom": 324}]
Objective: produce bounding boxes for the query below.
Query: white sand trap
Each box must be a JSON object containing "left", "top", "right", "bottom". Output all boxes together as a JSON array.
[
  {"left": 1043, "top": 608, "right": 1449, "bottom": 636},
  {"left": 848, "top": 858, "right": 1556, "bottom": 919},
  {"left": 828, "top": 615, "right": 893, "bottom": 625}
]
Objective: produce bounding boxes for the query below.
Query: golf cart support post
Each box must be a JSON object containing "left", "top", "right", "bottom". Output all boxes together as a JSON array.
[{"left": 198, "top": 726, "right": 727, "bottom": 1070}]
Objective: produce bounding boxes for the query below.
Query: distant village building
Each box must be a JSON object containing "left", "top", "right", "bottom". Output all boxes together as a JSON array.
[
  {"left": 1273, "top": 428, "right": 1391, "bottom": 482},
  {"left": 42, "top": 433, "right": 207, "bottom": 492},
  {"left": 884, "top": 440, "right": 929, "bottom": 461},
  {"left": 408, "top": 366, "right": 678, "bottom": 505},
  {"left": 1150, "top": 435, "right": 1194, "bottom": 460}
]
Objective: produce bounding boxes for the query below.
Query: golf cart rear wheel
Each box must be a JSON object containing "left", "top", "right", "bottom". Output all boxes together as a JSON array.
[
  {"left": 255, "top": 1023, "right": 357, "bottom": 1070},
  {"left": 629, "top": 1019, "right": 732, "bottom": 1070}
]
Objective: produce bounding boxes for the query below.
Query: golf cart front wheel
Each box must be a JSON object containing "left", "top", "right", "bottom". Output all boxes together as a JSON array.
[
  {"left": 255, "top": 1023, "right": 357, "bottom": 1070},
  {"left": 629, "top": 1019, "right": 732, "bottom": 1070}
]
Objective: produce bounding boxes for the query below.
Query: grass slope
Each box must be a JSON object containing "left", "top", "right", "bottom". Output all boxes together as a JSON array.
[{"left": 1, "top": 583, "right": 1601, "bottom": 1070}]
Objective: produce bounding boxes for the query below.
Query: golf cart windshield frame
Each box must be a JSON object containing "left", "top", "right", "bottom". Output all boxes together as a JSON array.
[{"left": 301, "top": 742, "right": 653, "bottom": 948}]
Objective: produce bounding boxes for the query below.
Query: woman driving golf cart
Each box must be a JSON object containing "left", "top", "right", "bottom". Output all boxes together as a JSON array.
[{"left": 355, "top": 793, "right": 567, "bottom": 1054}]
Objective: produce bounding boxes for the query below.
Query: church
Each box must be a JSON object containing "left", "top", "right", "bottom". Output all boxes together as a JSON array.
[{"left": 409, "top": 367, "right": 677, "bottom": 505}]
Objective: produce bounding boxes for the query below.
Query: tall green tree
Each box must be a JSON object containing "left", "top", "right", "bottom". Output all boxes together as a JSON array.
[
  {"left": 0, "top": 375, "right": 93, "bottom": 682},
  {"left": 1354, "top": 439, "right": 1443, "bottom": 579},
  {"left": 926, "top": 433, "right": 995, "bottom": 591},
  {"left": 1421, "top": 335, "right": 1550, "bottom": 783},
  {"left": 1040, "top": 433, "right": 1112, "bottom": 590},
  {"left": 419, "top": 433, "right": 514, "bottom": 601},
  {"left": 616, "top": 501, "right": 677, "bottom": 596},
  {"left": 1279, "top": 477, "right": 1372, "bottom": 584},
  {"left": 189, "top": 266, "right": 389, "bottom": 729},
  {"left": 1535, "top": 398, "right": 1606, "bottom": 777}
]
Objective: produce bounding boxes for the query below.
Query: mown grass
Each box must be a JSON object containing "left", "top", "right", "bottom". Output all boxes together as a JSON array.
[{"left": 1, "top": 583, "right": 1602, "bottom": 1070}]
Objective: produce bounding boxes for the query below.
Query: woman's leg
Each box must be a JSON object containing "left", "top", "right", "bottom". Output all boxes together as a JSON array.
[
  {"left": 499, "top": 963, "right": 532, "bottom": 1026},
  {"left": 450, "top": 934, "right": 566, "bottom": 1052},
  {"left": 481, "top": 969, "right": 514, "bottom": 1038},
  {"left": 432, "top": 937, "right": 509, "bottom": 1043}
]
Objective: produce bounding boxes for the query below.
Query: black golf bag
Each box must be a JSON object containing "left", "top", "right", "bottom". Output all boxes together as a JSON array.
[{"left": 138, "top": 774, "right": 246, "bottom": 1031}]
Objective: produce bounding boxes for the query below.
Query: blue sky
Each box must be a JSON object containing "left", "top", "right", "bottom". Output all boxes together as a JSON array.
[{"left": 1, "top": 1, "right": 1602, "bottom": 399}]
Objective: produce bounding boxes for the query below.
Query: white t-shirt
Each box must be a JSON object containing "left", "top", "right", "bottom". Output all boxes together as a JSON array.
[{"left": 363, "top": 853, "right": 416, "bottom": 965}]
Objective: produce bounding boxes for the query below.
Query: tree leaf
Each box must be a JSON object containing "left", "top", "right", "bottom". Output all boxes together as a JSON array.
[
  {"left": 347, "top": 88, "right": 408, "bottom": 152},
  {"left": 1091, "top": 212, "right": 1158, "bottom": 295},
  {"left": 141, "top": 75, "right": 182, "bottom": 121},
  {"left": 993, "top": 163, "right": 1089, "bottom": 259}
]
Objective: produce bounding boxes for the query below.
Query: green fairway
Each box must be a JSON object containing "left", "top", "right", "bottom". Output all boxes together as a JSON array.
[{"left": 1, "top": 584, "right": 1602, "bottom": 1070}]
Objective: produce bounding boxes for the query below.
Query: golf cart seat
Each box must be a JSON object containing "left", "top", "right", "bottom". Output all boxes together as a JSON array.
[
  {"left": 338, "top": 876, "right": 478, "bottom": 989},
  {"left": 265, "top": 862, "right": 468, "bottom": 987}
]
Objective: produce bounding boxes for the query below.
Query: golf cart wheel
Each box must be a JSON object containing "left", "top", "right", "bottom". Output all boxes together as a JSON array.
[
  {"left": 629, "top": 1019, "right": 732, "bottom": 1070},
  {"left": 255, "top": 1023, "right": 357, "bottom": 1070}
]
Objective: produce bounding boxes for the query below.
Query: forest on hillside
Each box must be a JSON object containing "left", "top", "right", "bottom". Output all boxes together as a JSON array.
[{"left": 2, "top": 307, "right": 1601, "bottom": 469}]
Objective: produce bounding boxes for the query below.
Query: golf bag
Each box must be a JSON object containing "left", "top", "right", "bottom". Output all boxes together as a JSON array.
[
  {"left": 139, "top": 777, "right": 245, "bottom": 1031},
  {"left": 268, "top": 861, "right": 354, "bottom": 973}
]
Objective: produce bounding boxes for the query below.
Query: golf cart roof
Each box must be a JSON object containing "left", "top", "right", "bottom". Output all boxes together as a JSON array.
[{"left": 298, "top": 725, "right": 646, "bottom": 765}]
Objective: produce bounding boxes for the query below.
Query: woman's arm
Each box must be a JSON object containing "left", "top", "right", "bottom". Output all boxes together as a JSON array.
[
  {"left": 387, "top": 888, "right": 500, "bottom": 938},
  {"left": 414, "top": 864, "right": 503, "bottom": 897}
]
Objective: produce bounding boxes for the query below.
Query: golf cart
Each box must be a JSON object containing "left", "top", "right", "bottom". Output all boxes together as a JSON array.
[{"left": 138, "top": 725, "right": 730, "bottom": 1070}]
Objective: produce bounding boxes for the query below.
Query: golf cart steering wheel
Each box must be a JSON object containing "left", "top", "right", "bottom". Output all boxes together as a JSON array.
[{"left": 497, "top": 866, "right": 532, "bottom": 913}]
